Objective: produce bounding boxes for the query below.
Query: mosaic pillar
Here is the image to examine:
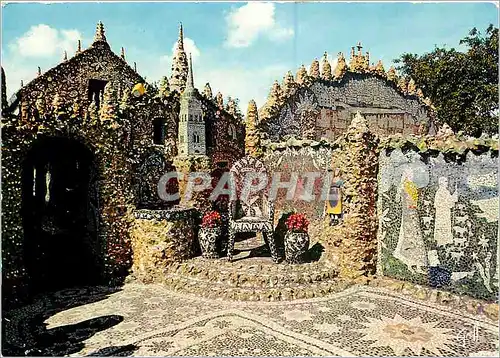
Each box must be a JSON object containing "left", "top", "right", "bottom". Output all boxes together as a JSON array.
[
  {"left": 131, "top": 208, "right": 197, "bottom": 283},
  {"left": 330, "top": 112, "right": 379, "bottom": 280}
]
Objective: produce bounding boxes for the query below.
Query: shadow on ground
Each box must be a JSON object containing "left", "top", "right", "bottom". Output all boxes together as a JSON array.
[{"left": 2, "top": 286, "right": 137, "bottom": 357}]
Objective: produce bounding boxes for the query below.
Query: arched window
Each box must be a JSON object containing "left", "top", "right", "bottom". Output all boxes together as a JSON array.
[
  {"left": 193, "top": 133, "right": 200, "bottom": 143},
  {"left": 153, "top": 118, "right": 166, "bottom": 144}
]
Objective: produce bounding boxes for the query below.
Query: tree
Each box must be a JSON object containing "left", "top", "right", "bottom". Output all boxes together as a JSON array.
[{"left": 395, "top": 24, "right": 498, "bottom": 136}]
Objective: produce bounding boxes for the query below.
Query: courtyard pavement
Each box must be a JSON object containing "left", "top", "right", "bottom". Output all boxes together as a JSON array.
[{"left": 3, "top": 282, "right": 498, "bottom": 357}]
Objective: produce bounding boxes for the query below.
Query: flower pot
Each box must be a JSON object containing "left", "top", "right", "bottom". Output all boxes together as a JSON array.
[
  {"left": 284, "top": 231, "right": 309, "bottom": 264},
  {"left": 199, "top": 227, "right": 221, "bottom": 259}
]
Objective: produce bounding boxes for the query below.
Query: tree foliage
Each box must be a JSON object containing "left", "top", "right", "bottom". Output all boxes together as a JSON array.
[{"left": 395, "top": 24, "right": 498, "bottom": 136}]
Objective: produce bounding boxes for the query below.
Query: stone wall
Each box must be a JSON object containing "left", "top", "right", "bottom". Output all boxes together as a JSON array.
[{"left": 377, "top": 143, "right": 499, "bottom": 301}]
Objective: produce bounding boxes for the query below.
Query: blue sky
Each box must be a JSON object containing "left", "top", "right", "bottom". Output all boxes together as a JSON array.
[{"left": 1, "top": 1, "right": 498, "bottom": 110}]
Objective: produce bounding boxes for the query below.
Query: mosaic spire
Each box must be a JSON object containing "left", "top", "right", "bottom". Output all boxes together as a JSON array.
[
  {"left": 373, "top": 59, "right": 385, "bottom": 77},
  {"left": 215, "top": 91, "right": 224, "bottom": 109},
  {"left": 63, "top": 50, "right": 68, "bottom": 61},
  {"left": 121, "top": 47, "right": 126, "bottom": 60},
  {"left": 76, "top": 39, "right": 82, "bottom": 54},
  {"left": 203, "top": 83, "right": 213, "bottom": 99},
  {"left": 334, "top": 52, "right": 347, "bottom": 79},
  {"left": 386, "top": 66, "right": 397, "bottom": 82},
  {"left": 282, "top": 70, "right": 296, "bottom": 97},
  {"left": 309, "top": 58, "right": 320, "bottom": 79},
  {"left": 296, "top": 64, "right": 307, "bottom": 84},
  {"left": 186, "top": 53, "right": 194, "bottom": 91},
  {"left": 321, "top": 52, "right": 332, "bottom": 80},
  {"left": 37, "top": 67, "right": 41, "bottom": 77},
  {"left": 158, "top": 76, "right": 170, "bottom": 97},
  {"left": 170, "top": 22, "right": 189, "bottom": 93},
  {"left": 93, "top": 21, "right": 107, "bottom": 43}
]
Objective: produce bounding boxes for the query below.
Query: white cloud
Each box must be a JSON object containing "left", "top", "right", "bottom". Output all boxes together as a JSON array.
[
  {"left": 9, "top": 24, "right": 81, "bottom": 58},
  {"left": 225, "top": 2, "right": 294, "bottom": 48}
]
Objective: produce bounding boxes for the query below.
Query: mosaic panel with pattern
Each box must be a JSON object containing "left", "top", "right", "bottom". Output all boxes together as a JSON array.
[
  {"left": 3, "top": 283, "right": 498, "bottom": 357},
  {"left": 377, "top": 148, "right": 499, "bottom": 301}
]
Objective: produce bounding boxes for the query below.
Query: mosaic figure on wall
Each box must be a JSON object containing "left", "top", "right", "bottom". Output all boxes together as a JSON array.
[
  {"left": 394, "top": 167, "right": 428, "bottom": 274},
  {"left": 378, "top": 147, "right": 498, "bottom": 301},
  {"left": 433, "top": 176, "right": 458, "bottom": 247},
  {"left": 325, "top": 168, "right": 343, "bottom": 225}
]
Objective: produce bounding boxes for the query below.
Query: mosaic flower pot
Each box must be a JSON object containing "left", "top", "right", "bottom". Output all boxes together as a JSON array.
[
  {"left": 284, "top": 231, "right": 309, "bottom": 264},
  {"left": 199, "top": 227, "right": 221, "bottom": 259}
]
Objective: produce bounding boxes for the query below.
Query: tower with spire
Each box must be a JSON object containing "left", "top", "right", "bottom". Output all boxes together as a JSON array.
[
  {"left": 170, "top": 23, "right": 189, "bottom": 93},
  {"left": 177, "top": 54, "right": 206, "bottom": 156}
]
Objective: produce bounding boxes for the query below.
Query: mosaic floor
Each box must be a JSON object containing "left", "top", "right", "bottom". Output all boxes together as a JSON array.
[{"left": 3, "top": 283, "right": 498, "bottom": 357}]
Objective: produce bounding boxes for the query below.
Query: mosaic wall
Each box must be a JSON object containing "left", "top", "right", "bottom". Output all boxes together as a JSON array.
[
  {"left": 261, "top": 143, "right": 335, "bottom": 221},
  {"left": 201, "top": 97, "right": 245, "bottom": 169},
  {"left": 262, "top": 73, "right": 433, "bottom": 142},
  {"left": 377, "top": 148, "right": 499, "bottom": 301}
]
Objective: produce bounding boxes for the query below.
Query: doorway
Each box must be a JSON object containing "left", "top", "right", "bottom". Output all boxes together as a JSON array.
[{"left": 21, "top": 137, "right": 101, "bottom": 292}]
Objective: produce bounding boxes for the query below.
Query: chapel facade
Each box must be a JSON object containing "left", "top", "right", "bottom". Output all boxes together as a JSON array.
[
  {"left": 0, "top": 22, "right": 245, "bottom": 297},
  {"left": 258, "top": 43, "right": 436, "bottom": 142}
]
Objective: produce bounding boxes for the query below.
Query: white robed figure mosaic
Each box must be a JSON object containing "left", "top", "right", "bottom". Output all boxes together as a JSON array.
[
  {"left": 433, "top": 176, "right": 458, "bottom": 247},
  {"left": 393, "top": 166, "right": 429, "bottom": 274}
]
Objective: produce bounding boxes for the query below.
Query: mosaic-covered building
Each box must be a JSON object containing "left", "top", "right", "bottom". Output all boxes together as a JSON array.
[{"left": 1, "top": 21, "right": 244, "bottom": 298}]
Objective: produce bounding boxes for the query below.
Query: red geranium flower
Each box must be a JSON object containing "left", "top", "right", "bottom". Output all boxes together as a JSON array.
[
  {"left": 285, "top": 213, "right": 309, "bottom": 233},
  {"left": 201, "top": 210, "right": 222, "bottom": 228}
]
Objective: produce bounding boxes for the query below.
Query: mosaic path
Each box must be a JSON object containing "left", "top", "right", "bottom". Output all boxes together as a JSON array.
[{"left": 3, "top": 283, "right": 498, "bottom": 357}]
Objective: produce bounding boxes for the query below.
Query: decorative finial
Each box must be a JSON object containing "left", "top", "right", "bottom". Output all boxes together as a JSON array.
[
  {"left": 350, "top": 111, "right": 369, "bottom": 132},
  {"left": 121, "top": 47, "right": 126, "bottom": 60},
  {"left": 177, "top": 22, "right": 184, "bottom": 50},
  {"left": 21, "top": 80, "right": 24, "bottom": 87},
  {"left": 63, "top": 50, "right": 68, "bottom": 61},
  {"left": 37, "top": 66, "right": 41, "bottom": 76},
  {"left": 134, "top": 62, "right": 137, "bottom": 72},
  {"left": 76, "top": 39, "right": 82, "bottom": 54},
  {"left": 93, "top": 21, "right": 107, "bottom": 43}
]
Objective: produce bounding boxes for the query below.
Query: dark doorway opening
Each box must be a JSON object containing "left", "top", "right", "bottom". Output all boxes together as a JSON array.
[
  {"left": 21, "top": 137, "right": 101, "bottom": 293},
  {"left": 152, "top": 118, "right": 166, "bottom": 145}
]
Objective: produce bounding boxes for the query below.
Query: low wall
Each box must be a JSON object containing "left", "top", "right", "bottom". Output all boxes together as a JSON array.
[
  {"left": 377, "top": 144, "right": 499, "bottom": 301},
  {"left": 130, "top": 207, "right": 198, "bottom": 283}
]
